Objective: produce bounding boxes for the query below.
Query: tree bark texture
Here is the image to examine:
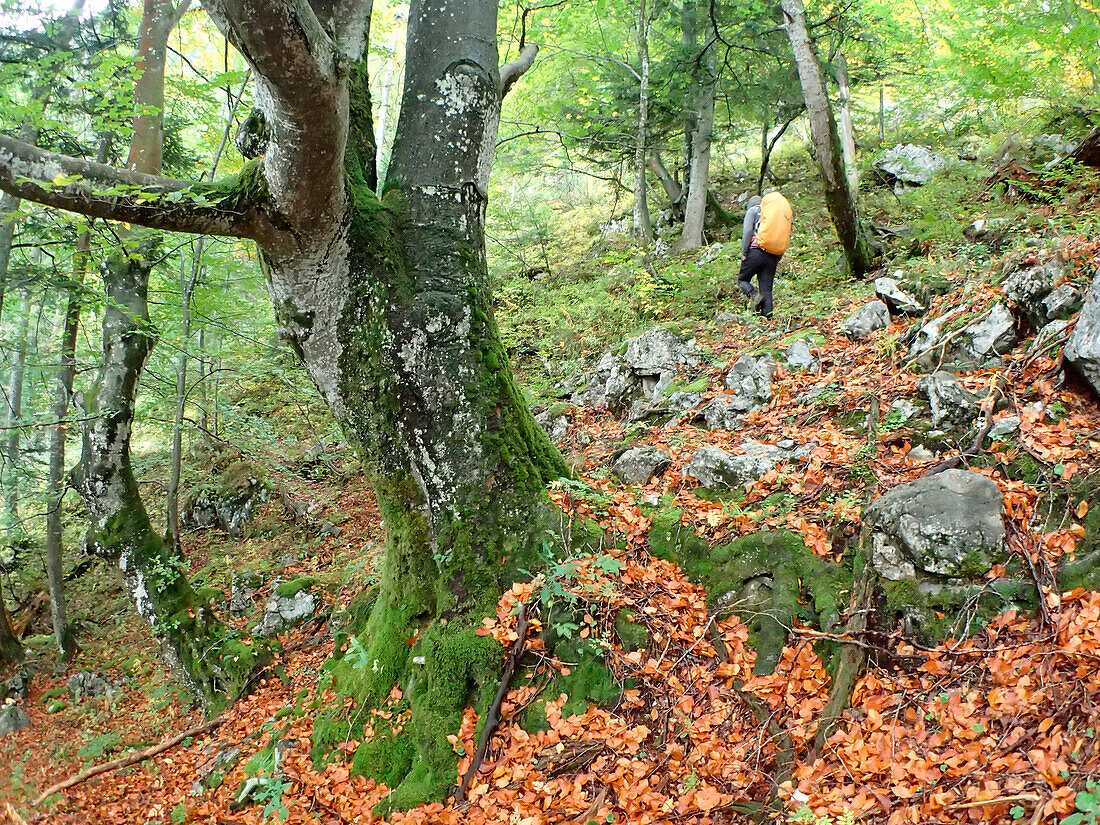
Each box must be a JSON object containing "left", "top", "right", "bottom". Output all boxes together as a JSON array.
[
  {"left": 780, "top": 0, "right": 874, "bottom": 276},
  {"left": 633, "top": 0, "right": 653, "bottom": 242},
  {"left": 44, "top": 230, "right": 89, "bottom": 656},
  {"left": 0, "top": 0, "right": 560, "bottom": 807},
  {"left": 676, "top": 36, "right": 717, "bottom": 251}
]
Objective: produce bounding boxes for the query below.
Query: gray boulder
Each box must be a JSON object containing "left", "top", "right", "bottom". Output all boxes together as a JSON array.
[
  {"left": 874, "top": 144, "right": 947, "bottom": 189},
  {"left": 964, "top": 302, "right": 1018, "bottom": 361},
  {"left": 874, "top": 276, "right": 925, "bottom": 315},
  {"left": 842, "top": 301, "right": 890, "bottom": 340},
  {"left": 611, "top": 447, "right": 672, "bottom": 485},
  {"left": 784, "top": 339, "right": 818, "bottom": 371},
  {"left": 622, "top": 328, "right": 701, "bottom": 376},
  {"left": 1001, "top": 259, "right": 1065, "bottom": 325},
  {"left": 700, "top": 397, "right": 746, "bottom": 430},
  {"left": 864, "top": 469, "right": 1005, "bottom": 580},
  {"left": 1043, "top": 284, "right": 1083, "bottom": 321},
  {"left": 0, "top": 703, "right": 30, "bottom": 736},
  {"left": 228, "top": 569, "right": 263, "bottom": 617},
  {"left": 535, "top": 405, "right": 574, "bottom": 443},
  {"left": 988, "top": 416, "right": 1020, "bottom": 440},
  {"left": 908, "top": 315, "right": 946, "bottom": 366},
  {"left": 4, "top": 667, "right": 33, "bottom": 700},
  {"left": 253, "top": 580, "right": 317, "bottom": 637},
  {"left": 886, "top": 398, "right": 922, "bottom": 425},
  {"left": 1066, "top": 271, "right": 1100, "bottom": 396},
  {"left": 723, "top": 353, "right": 775, "bottom": 407},
  {"left": 919, "top": 371, "right": 979, "bottom": 427},
  {"left": 1029, "top": 319, "right": 1069, "bottom": 355},
  {"left": 68, "top": 671, "right": 109, "bottom": 701},
  {"left": 684, "top": 442, "right": 788, "bottom": 489}
]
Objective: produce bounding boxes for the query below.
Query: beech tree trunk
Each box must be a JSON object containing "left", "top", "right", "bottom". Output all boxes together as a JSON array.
[
  {"left": 677, "top": 36, "right": 717, "bottom": 251},
  {"left": 45, "top": 230, "right": 89, "bottom": 656},
  {"left": 0, "top": 0, "right": 556, "bottom": 808},
  {"left": 73, "top": 0, "right": 257, "bottom": 709},
  {"left": 781, "top": 0, "right": 874, "bottom": 276},
  {"left": 633, "top": 0, "right": 653, "bottom": 242}
]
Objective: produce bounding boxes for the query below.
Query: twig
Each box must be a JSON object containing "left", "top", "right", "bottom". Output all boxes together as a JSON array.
[
  {"left": 34, "top": 715, "right": 226, "bottom": 805},
  {"left": 951, "top": 792, "right": 1040, "bottom": 809},
  {"left": 454, "top": 604, "right": 529, "bottom": 803}
]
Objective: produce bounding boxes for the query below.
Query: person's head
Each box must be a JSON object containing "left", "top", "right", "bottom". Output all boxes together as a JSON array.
[{"left": 747, "top": 195, "right": 762, "bottom": 209}]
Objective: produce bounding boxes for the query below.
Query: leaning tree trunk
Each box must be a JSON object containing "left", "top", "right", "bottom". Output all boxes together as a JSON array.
[
  {"left": 633, "top": 0, "right": 653, "bottom": 242},
  {"left": 676, "top": 37, "right": 717, "bottom": 251},
  {"left": 780, "top": 0, "right": 874, "bottom": 276},
  {"left": 75, "top": 0, "right": 258, "bottom": 710}
]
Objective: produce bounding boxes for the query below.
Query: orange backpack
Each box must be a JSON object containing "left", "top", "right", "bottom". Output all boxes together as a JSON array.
[{"left": 756, "top": 192, "right": 793, "bottom": 256}]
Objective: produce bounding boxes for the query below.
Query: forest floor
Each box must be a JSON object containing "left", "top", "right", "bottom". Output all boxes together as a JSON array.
[{"left": 3, "top": 173, "right": 1100, "bottom": 825}]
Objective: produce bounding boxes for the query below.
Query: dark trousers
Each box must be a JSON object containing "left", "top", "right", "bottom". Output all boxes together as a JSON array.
[{"left": 737, "top": 246, "right": 780, "bottom": 317}]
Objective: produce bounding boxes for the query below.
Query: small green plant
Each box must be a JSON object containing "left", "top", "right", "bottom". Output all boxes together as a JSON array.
[
  {"left": 77, "top": 731, "right": 123, "bottom": 764},
  {"left": 1063, "top": 779, "right": 1100, "bottom": 825},
  {"left": 788, "top": 806, "right": 856, "bottom": 825},
  {"left": 170, "top": 801, "right": 188, "bottom": 824}
]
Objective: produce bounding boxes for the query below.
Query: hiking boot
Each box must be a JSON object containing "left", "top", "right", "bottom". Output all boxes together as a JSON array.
[{"left": 751, "top": 291, "right": 765, "bottom": 312}]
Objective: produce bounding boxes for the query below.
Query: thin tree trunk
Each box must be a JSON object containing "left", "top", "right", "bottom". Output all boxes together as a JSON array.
[
  {"left": 5, "top": 291, "right": 33, "bottom": 534},
  {"left": 45, "top": 230, "right": 89, "bottom": 656},
  {"left": 633, "top": 0, "right": 653, "bottom": 243},
  {"left": 677, "top": 36, "right": 717, "bottom": 251},
  {"left": 757, "top": 109, "right": 801, "bottom": 195},
  {"left": 680, "top": 0, "right": 698, "bottom": 192},
  {"left": 836, "top": 52, "right": 858, "bottom": 192},
  {"left": 165, "top": 245, "right": 197, "bottom": 553},
  {"left": 879, "top": 86, "right": 885, "bottom": 144},
  {"left": 780, "top": 0, "right": 873, "bottom": 276}
]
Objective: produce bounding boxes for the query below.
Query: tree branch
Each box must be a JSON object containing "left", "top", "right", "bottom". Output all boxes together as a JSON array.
[
  {"left": 0, "top": 134, "right": 276, "bottom": 241},
  {"left": 500, "top": 43, "right": 539, "bottom": 98}
]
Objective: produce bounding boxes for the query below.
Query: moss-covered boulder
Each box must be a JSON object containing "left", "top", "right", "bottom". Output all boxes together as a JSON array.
[{"left": 649, "top": 511, "right": 847, "bottom": 675}]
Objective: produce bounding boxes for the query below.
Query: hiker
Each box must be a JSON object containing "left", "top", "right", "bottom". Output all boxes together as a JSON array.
[{"left": 738, "top": 190, "right": 793, "bottom": 317}]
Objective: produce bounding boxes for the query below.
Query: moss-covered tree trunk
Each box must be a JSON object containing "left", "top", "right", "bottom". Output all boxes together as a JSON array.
[
  {"left": 0, "top": 0, "right": 553, "bottom": 798},
  {"left": 73, "top": 0, "right": 257, "bottom": 710}
]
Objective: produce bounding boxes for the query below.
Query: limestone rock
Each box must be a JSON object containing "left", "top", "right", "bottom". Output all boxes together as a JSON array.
[
  {"left": 1001, "top": 259, "right": 1065, "bottom": 325},
  {"left": 864, "top": 469, "right": 1005, "bottom": 580},
  {"left": 723, "top": 353, "right": 775, "bottom": 407},
  {"left": 918, "top": 371, "right": 978, "bottom": 427},
  {"left": 228, "top": 569, "right": 263, "bottom": 617},
  {"left": 988, "top": 416, "right": 1020, "bottom": 440},
  {"left": 684, "top": 442, "right": 789, "bottom": 489},
  {"left": 874, "top": 144, "right": 947, "bottom": 188},
  {"left": 784, "top": 339, "right": 818, "bottom": 371},
  {"left": 253, "top": 581, "right": 317, "bottom": 637},
  {"left": 1043, "top": 284, "right": 1083, "bottom": 321},
  {"left": 68, "top": 671, "right": 109, "bottom": 701},
  {"left": 842, "top": 301, "right": 890, "bottom": 340},
  {"left": 622, "top": 328, "right": 701, "bottom": 376},
  {"left": 535, "top": 405, "right": 574, "bottom": 443},
  {"left": 1066, "top": 271, "right": 1100, "bottom": 396},
  {"left": 964, "top": 302, "right": 1018, "bottom": 361},
  {"left": 874, "top": 276, "right": 925, "bottom": 315},
  {"left": 611, "top": 447, "right": 672, "bottom": 485},
  {"left": 0, "top": 703, "right": 30, "bottom": 736}
]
